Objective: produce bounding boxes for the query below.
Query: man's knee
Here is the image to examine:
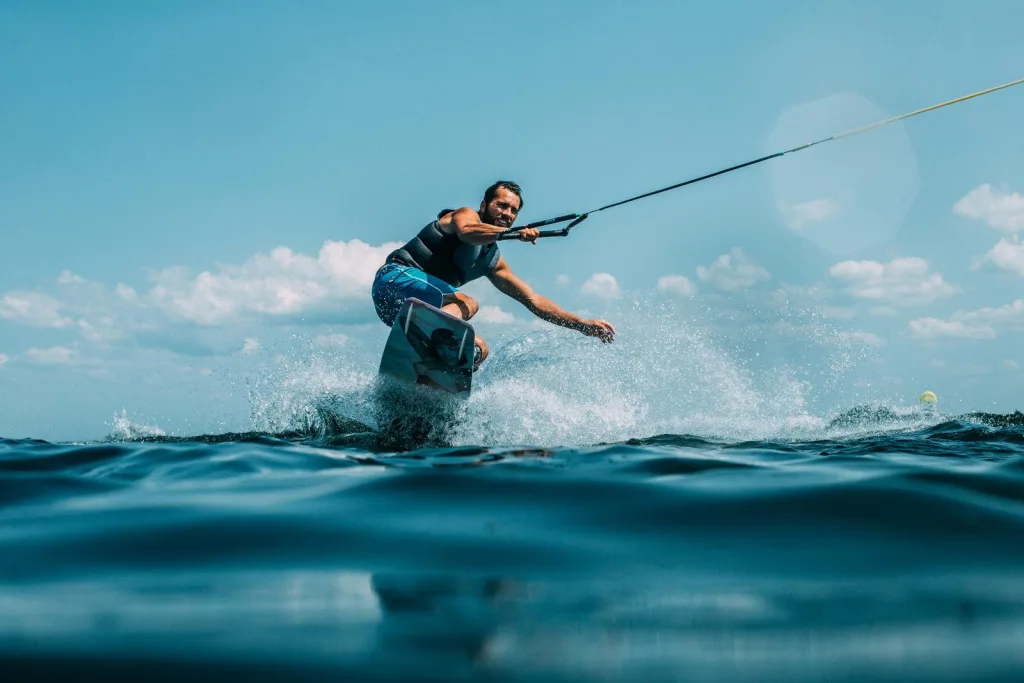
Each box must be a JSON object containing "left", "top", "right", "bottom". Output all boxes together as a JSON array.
[{"left": 442, "top": 292, "right": 479, "bottom": 320}]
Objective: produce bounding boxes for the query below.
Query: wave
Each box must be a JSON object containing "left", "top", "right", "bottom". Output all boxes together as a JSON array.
[
  {"left": 82, "top": 410, "right": 1024, "bottom": 458},
  {"left": 3, "top": 412, "right": 1023, "bottom": 682}
]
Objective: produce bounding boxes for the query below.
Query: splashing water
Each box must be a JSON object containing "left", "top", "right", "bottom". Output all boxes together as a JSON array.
[
  {"left": 237, "top": 299, "right": 937, "bottom": 448},
  {"left": 245, "top": 333, "right": 381, "bottom": 436},
  {"left": 108, "top": 408, "right": 167, "bottom": 440}
]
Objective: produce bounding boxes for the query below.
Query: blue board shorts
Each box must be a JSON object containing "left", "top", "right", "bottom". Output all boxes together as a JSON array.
[{"left": 372, "top": 263, "right": 459, "bottom": 326}]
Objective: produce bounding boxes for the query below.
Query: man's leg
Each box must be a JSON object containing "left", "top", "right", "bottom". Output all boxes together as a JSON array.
[
  {"left": 440, "top": 291, "right": 478, "bottom": 321},
  {"left": 442, "top": 292, "right": 488, "bottom": 369},
  {"left": 375, "top": 267, "right": 488, "bottom": 370}
]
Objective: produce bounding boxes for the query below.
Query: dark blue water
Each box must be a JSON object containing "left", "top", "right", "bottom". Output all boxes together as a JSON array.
[{"left": 2, "top": 410, "right": 1024, "bottom": 682}]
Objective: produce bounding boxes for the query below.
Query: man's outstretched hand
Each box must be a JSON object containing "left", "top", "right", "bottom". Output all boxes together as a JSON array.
[{"left": 581, "top": 319, "right": 616, "bottom": 343}]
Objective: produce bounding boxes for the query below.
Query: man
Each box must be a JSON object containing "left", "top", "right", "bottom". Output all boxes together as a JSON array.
[{"left": 372, "top": 180, "right": 615, "bottom": 369}]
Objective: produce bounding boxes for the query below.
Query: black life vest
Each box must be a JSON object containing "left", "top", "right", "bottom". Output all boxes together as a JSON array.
[{"left": 386, "top": 220, "right": 500, "bottom": 287}]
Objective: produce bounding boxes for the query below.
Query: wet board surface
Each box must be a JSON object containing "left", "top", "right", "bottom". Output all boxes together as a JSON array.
[{"left": 378, "top": 297, "right": 475, "bottom": 398}]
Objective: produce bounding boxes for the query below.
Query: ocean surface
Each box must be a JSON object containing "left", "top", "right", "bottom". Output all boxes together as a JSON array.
[{"left": 2, "top": 401, "right": 1023, "bottom": 682}]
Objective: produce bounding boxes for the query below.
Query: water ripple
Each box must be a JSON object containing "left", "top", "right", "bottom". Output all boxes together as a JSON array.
[{"left": 2, "top": 417, "right": 1023, "bottom": 681}]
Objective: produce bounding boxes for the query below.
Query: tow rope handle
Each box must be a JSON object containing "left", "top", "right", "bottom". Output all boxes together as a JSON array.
[{"left": 495, "top": 213, "right": 589, "bottom": 241}]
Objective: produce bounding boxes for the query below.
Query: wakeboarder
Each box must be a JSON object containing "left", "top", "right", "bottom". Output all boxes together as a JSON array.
[{"left": 371, "top": 181, "right": 615, "bottom": 370}]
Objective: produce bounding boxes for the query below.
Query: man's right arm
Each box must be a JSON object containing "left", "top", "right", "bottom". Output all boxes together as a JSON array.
[
  {"left": 487, "top": 257, "right": 615, "bottom": 343},
  {"left": 439, "top": 208, "right": 537, "bottom": 245}
]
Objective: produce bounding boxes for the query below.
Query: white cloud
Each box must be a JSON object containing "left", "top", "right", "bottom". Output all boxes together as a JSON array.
[
  {"left": 0, "top": 292, "right": 74, "bottom": 328},
  {"left": 0, "top": 353, "right": 9, "bottom": 366},
  {"left": 657, "top": 274, "right": 697, "bottom": 297},
  {"left": 555, "top": 274, "right": 570, "bottom": 286},
  {"left": 116, "top": 284, "right": 138, "bottom": 301},
  {"left": 148, "top": 239, "right": 400, "bottom": 325},
  {"left": 581, "top": 273, "right": 620, "bottom": 299},
  {"left": 475, "top": 305, "right": 515, "bottom": 323},
  {"left": 1005, "top": 359, "right": 1020, "bottom": 370},
  {"left": 0, "top": 238, "right": 406, "bottom": 366},
  {"left": 77, "top": 319, "right": 104, "bottom": 343},
  {"left": 974, "top": 237, "right": 1024, "bottom": 277},
  {"left": 908, "top": 318, "right": 996, "bottom": 340},
  {"left": 58, "top": 270, "right": 86, "bottom": 287},
  {"left": 957, "top": 299, "right": 1024, "bottom": 328},
  {"left": 930, "top": 359, "right": 946, "bottom": 369},
  {"left": 829, "top": 257, "right": 957, "bottom": 306},
  {"left": 696, "top": 248, "right": 770, "bottom": 291},
  {"left": 25, "top": 346, "right": 75, "bottom": 364},
  {"left": 838, "top": 330, "right": 887, "bottom": 347},
  {"left": 242, "top": 338, "right": 260, "bottom": 354},
  {"left": 782, "top": 198, "right": 840, "bottom": 231},
  {"left": 909, "top": 299, "right": 1024, "bottom": 341},
  {"left": 870, "top": 306, "right": 897, "bottom": 317},
  {"left": 953, "top": 183, "right": 1024, "bottom": 234}
]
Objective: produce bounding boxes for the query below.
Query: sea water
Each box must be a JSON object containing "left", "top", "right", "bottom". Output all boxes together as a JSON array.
[{"left": 2, "top": 303, "right": 1023, "bottom": 682}]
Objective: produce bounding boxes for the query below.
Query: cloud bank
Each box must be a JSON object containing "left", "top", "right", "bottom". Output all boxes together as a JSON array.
[
  {"left": 696, "top": 248, "right": 770, "bottom": 291},
  {"left": 829, "top": 257, "right": 957, "bottom": 306}
]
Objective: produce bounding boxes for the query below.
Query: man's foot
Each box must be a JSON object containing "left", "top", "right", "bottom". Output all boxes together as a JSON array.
[{"left": 473, "top": 343, "right": 484, "bottom": 372}]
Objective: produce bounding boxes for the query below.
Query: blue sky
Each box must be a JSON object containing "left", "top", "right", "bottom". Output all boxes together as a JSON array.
[{"left": 1, "top": 1, "right": 1022, "bottom": 441}]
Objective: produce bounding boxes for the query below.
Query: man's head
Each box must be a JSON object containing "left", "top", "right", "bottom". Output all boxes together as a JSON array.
[{"left": 479, "top": 180, "right": 523, "bottom": 228}]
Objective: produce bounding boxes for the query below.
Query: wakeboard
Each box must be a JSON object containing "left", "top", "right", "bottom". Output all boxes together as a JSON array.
[{"left": 378, "top": 297, "right": 475, "bottom": 398}]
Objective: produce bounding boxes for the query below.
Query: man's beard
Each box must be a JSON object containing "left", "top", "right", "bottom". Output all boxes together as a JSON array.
[{"left": 485, "top": 209, "right": 511, "bottom": 228}]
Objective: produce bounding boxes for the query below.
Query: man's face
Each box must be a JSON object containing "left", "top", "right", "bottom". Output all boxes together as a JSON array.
[{"left": 480, "top": 187, "right": 521, "bottom": 228}]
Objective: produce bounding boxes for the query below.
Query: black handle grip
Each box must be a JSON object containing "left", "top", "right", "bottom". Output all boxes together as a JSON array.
[
  {"left": 496, "top": 228, "right": 574, "bottom": 241},
  {"left": 495, "top": 212, "right": 586, "bottom": 241},
  {"left": 523, "top": 213, "right": 581, "bottom": 229},
  {"left": 498, "top": 212, "right": 580, "bottom": 236}
]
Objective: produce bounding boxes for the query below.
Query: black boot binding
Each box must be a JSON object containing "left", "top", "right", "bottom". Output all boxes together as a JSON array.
[{"left": 473, "top": 343, "right": 484, "bottom": 372}]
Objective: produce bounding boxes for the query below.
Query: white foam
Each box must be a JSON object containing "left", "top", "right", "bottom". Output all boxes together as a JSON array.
[
  {"left": 108, "top": 409, "right": 166, "bottom": 440},
  {"left": 239, "top": 301, "right": 936, "bottom": 447}
]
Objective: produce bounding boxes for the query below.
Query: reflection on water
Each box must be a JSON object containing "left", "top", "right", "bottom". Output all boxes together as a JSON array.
[
  {"left": 3, "top": 570, "right": 1024, "bottom": 682},
  {"left": 372, "top": 573, "right": 514, "bottom": 676}
]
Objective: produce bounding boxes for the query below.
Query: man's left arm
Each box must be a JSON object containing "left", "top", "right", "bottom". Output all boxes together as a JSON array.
[{"left": 486, "top": 258, "right": 615, "bottom": 343}]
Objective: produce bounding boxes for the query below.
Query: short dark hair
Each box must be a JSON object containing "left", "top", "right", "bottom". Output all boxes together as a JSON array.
[
  {"left": 483, "top": 180, "right": 523, "bottom": 210},
  {"left": 437, "top": 208, "right": 455, "bottom": 219}
]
